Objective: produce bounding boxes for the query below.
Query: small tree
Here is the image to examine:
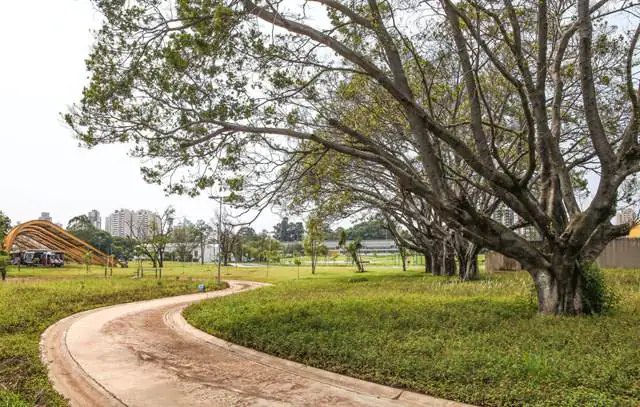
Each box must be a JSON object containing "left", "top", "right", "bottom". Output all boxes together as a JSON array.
[
  {"left": 398, "top": 246, "right": 408, "bottom": 272},
  {"left": 303, "top": 215, "right": 323, "bottom": 275},
  {"left": 339, "top": 231, "right": 365, "bottom": 273},
  {"left": 294, "top": 257, "right": 302, "bottom": 279},
  {"left": 83, "top": 252, "right": 92, "bottom": 272},
  {"left": 148, "top": 207, "right": 175, "bottom": 273}
]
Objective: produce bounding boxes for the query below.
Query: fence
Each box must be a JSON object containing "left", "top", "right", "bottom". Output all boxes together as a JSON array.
[{"left": 485, "top": 238, "right": 640, "bottom": 272}]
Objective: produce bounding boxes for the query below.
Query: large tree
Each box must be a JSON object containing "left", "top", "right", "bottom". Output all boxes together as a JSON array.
[{"left": 67, "top": 0, "right": 640, "bottom": 314}]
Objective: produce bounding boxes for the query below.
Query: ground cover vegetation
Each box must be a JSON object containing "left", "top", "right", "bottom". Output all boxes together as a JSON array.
[
  {"left": 185, "top": 268, "right": 640, "bottom": 406},
  {"left": 0, "top": 265, "right": 225, "bottom": 406},
  {"left": 67, "top": 0, "right": 640, "bottom": 315}
]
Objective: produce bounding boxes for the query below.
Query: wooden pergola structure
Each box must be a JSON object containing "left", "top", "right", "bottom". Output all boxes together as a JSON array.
[{"left": 2, "top": 220, "right": 122, "bottom": 267}]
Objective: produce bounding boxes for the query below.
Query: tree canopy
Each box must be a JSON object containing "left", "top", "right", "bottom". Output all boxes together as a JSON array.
[{"left": 66, "top": 0, "right": 640, "bottom": 314}]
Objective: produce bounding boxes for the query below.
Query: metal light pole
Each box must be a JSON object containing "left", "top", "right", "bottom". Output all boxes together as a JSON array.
[
  {"left": 210, "top": 188, "right": 224, "bottom": 284},
  {"left": 217, "top": 195, "right": 222, "bottom": 284}
]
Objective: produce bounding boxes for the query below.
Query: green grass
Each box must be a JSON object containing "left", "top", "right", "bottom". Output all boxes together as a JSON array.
[
  {"left": 185, "top": 269, "right": 640, "bottom": 406},
  {"left": 0, "top": 264, "right": 225, "bottom": 406}
]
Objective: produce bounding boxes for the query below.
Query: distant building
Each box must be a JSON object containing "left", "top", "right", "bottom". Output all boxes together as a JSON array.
[
  {"left": 615, "top": 208, "right": 636, "bottom": 225},
  {"left": 135, "top": 209, "right": 162, "bottom": 237},
  {"left": 38, "top": 212, "right": 52, "bottom": 222},
  {"left": 492, "top": 204, "right": 541, "bottom": 241},
  {"left": 105, "top": 209, "right": 161, "bottom": 238},
  {"left": 87, "top": 209, "right": 102, "bottom": 230}
]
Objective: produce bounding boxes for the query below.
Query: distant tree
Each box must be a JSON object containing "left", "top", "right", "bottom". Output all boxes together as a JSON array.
[
  {"left": 284, "top": 242, "right": 304, "bottom": 257},
  {"left": 339, "top": 230, "right": 365, "bottom": 273},
  {"left": 274, "top": 218, "right": 305, "bottom": 241},
  {"left": 244, "top": 231, "right": 282, "bottom": 262},
  {"left": 219, "top": 224, "right": 241, "bottom": 265},
  {"left": 67, "top": 214, "right": 113, "bottom": 253},
  {"left": 294, "top": 257, "right": 302, "bottom": 279},
  {"left": 83, "top": 252, "right": 92, "bottom": 272},
  {"left": 194, "top": 220, "right": 214, "bottom": 264},
  {"left": 348, "top": 220, "right": 389, "bottom": 240},
  {"left": 67, "top": 215, "right": 92, "bottom": 230},
  {"left": 303, "top": 215, "right": 324, "bottom": 275},
  {"left": 148, "top": 207, "right": 175, "bottom": 271},
  {"left": 172, "top": 223, "right": 200, "bottom": 262},
  {"left": 290, "top": 222, "right": 304, "bottom": 241},
  {"left": 273, "top": 217, "right": 290, "bottom": 241},
  {"left": 112, "top": 236, "right": 136, "bottom": 261},
  {"left": 0, "top": 211, "right": 12, "bottom": 249},
  {"left": 127, "top": 207, "right": 174, "bottom": 273}
]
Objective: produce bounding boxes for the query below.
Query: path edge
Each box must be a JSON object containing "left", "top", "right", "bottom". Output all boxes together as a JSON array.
[{"left": 174, "top": 302, "right": 474, "bottom": 407}]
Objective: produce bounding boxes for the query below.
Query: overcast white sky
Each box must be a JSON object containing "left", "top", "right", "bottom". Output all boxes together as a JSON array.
[{"left": 0, "top": 0, "right": 284, "bottom": 231}]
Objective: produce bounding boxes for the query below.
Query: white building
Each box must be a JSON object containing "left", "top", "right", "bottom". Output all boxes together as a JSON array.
[
  {"left": 87, "top": 209, "right": 101, "bottom": 229},
  {"left": 615, "top": 208, "right": 636, "bottom": 225},
  {"left": 105, "top": 209, "right": 161, "bottom": 238},
  {"left": 38, "top": 212, "right": 52, "bottom": 222}
]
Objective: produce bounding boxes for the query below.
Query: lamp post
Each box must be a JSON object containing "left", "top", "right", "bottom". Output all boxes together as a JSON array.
[{"left": 209, "top": 188, "right": 224, "bottom": 284}]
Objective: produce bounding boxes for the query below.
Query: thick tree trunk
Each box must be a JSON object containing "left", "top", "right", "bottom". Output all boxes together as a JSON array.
[{"left": 532, "top": 266, "right": 584, "bottom": 315}]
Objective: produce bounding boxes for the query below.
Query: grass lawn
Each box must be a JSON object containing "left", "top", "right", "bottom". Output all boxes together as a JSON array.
[
  {"left": 185, "top": 268, "right": 640, "bottom": 406},
  {"left": 0, "top": 263, "right": 225, "bottom": 406}
]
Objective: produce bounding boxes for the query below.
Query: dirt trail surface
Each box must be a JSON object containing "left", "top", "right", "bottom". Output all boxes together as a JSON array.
[{"left": 41, "top": 281, "right": 471, "bottom": 407}]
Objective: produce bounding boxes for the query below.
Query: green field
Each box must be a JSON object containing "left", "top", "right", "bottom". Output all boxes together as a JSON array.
[
  {"left": 185, "top": 267, "right": 640, "bottom": 407},
  {"left": 0, "top": 263, "right": 226, "bottom": 406},
  {"left": 4, "top": 261, "right": 639, "bottom": 406}
]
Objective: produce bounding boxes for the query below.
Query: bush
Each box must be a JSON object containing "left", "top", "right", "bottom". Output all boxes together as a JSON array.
[{"left": 580, "top": 262, "right": 620, "bottom": 314}]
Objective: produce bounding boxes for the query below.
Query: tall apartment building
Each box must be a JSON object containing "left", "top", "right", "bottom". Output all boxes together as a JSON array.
[
  {"left": 87, "top": 209, "right": 102, "bottom": 229},
  {"left": 105, "top": 209, "right": 161, "bottom": 238},
  {"left": 106, "top": 209, "right": 135, "bottom": 237},
  {"left": 38, "top": 212, "right": 52, "bottom": 222},
  {"left": 134, "top": 209, "right": 162, "bottom": 237},
  {"left": 492, "top": 203, "right": 541, "bottom": 241},
  {"left": 615, "top": 208, "right": 636, "bottom": 225}
]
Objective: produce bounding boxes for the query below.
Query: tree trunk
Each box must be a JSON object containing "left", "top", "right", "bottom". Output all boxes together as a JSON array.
[
  {"left": 158, "top": 252, "right": 164, "bottom": 268},
  {"left": 444, "top": 250, "right": 456, "bottom": 276},
  {"left": 532, "top": 265, "right": 585, "bottom": 315},
  {"left": 400, "top": 249, "right": 407, "bottom": 271},
  {"left": 431, "top": 245, "right": 443, "bottom": 276},
  {"left": 458, "top": 247, "right": 480, "bottom": 281},
  {"left": 422, "top": 249, "right": 432, "bottom": 273}
]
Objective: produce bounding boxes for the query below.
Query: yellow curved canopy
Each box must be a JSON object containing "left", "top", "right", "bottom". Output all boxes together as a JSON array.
[
  {"left": 630, "top": 225, "right": 640, "bottom": 238},
  {"left": 2, "top": 220, "right": 121, "bottom": 267}
]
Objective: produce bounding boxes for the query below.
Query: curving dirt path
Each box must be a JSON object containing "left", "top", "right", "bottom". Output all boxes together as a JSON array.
[{"left": 41, "top": 280, "right": 471, "bottom": 407}]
